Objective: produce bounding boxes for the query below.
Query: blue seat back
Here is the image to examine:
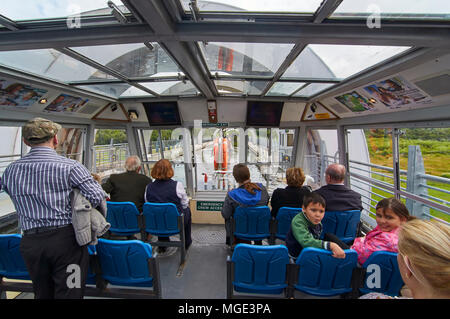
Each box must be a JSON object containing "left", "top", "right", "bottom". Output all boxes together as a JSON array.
[
  {"left": 233, "top": 206, "right": 271, "bottom": 240},
  {"left": 0, "top": 234, "right": 30, "bottom": 280},
  {"left": 96, "top": 238, "right": 153, "bottom": 287},
  {"left": 295, "top": 248, "right": 358, "bottom": 296},
  {"left": 142, "top": 202, "right": 180, "bottom": 236},
  {"left": 106, "top": 201, "right": 141, "bottom": 235},
  {"left": 275, "top": 207, "right": 302, "bottom": 240},
  {"left": 360, "top": 251, "right": 404, "bottom": 297},
  {"left": 232, "top": 244, "right": 289, "bottom": 294},
  {"left": 321, "top": 210, "right": 361, "bottom": 243}
]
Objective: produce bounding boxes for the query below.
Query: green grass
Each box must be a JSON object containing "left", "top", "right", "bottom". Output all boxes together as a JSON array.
[{"left": 365, "top": 136, "right": 449, "bottom": 222}]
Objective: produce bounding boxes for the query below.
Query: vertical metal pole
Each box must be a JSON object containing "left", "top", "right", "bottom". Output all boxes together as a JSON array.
[
  {"left": 158, "top": 129, "right": 164, "bottom": 159},
  {"left": 294, "top": 126, "right": 307, "bottom": 169},
  {"left": 84, "top": 124, "right": 96, "bottom": 171},
  {"left": 125, "top": 123, "right": 138, "bottom": 156},
  {"left": 337, "top": 126, "right": 350, "bottom": 187},
  {"left": 392, "top": 128, "right": 401, "bottom": 200}
]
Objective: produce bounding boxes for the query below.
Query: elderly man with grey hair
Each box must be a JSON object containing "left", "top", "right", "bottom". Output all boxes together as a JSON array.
[
  {"left": 313, "top": 163, "right": 363, "bottom": 212},
  {"left": 102, "top": 155, "right": 152, "bottom": 213}
]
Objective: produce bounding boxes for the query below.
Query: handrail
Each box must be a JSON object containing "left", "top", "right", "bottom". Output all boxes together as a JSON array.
[{"left": 351, "top": 171, "right": 450, "bottom": 215}]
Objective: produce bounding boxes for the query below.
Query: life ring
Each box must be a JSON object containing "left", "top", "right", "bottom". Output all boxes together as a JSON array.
[{"left": 213, "top": 137, "right": 229, "bottom": 170}]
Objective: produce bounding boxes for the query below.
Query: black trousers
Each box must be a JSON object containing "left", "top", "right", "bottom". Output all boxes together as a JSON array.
[{"left": 20, "top": 225, "right": 89, "bottom": 299}]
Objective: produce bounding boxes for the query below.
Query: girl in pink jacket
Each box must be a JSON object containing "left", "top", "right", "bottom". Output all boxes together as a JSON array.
[{"left": 351, "top": 198, "right": 415, "bottom": 265}]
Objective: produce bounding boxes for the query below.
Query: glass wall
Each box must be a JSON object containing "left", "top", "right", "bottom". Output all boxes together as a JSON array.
[
  {"left": 399, "top": 127, "right": 450, "bottom": 223},
  {"left": 137, "top": 128, "right": 187, "bottom": 188},
  {"left": 92, "top": 128, "right": 130, "bottom": 179}
]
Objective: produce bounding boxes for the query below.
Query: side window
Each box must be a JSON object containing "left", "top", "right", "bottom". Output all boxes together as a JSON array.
[{"left": 92, "top": 128, "right": 129, "bottom": 180}]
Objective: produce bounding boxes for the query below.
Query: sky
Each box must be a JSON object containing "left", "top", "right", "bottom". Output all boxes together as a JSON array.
[
  {"left": 0, "top": 0, "right": 124, "bottom": 20},
  {"left": 2, "top": 0, "right": 449, "bottom": 21}
]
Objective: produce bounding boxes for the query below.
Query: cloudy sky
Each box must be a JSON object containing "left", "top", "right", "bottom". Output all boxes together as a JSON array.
[{"left": 2, "top": 0, "right": 449, "bottom": 20}]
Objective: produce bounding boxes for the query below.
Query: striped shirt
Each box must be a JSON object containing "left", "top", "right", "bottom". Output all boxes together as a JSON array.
[{"left": 1, "top": 146, "right": 106, "bottom": 231}]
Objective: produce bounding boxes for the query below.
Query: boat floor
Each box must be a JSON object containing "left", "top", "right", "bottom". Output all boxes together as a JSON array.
[{"left": 11, "top": 224, "right": 338, "bottom": 299}]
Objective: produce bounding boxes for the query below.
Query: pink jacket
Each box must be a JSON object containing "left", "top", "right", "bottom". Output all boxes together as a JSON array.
[{"left": 351, "top": 225, "right": 400, "bottom": 265}]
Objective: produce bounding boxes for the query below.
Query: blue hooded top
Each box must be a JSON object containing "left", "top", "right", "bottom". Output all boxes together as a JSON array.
[{"left": 228, "top": 184, "right": 263, "bottom": 206}]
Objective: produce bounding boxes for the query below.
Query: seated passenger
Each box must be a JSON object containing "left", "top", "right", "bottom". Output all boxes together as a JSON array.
[
  {"left": 270, "top": 167, "right": 311, "bottom": 218},
  {"left": 285, "top": 192, "right": 346, "bottom": 260},
  {"left": 325, "top": 197, "right": 414, "bottom": 266},
  {"left": 350, "top": 197, "right": 415, "bottom": 265},
  {"left": 313, "top": 163, "right": 363, "bottom": 212},
  {"left": 360, "top": 219, "right": 450, "bottom": 299},
  {"left": 102, "top": 155, "right": 152, "bottom": 212},
  {"left": 144, "top": 159, "right": 192, "bottom": 252},
  {"left": 221, "top": 163, "right": 269, "bottom": 246}
]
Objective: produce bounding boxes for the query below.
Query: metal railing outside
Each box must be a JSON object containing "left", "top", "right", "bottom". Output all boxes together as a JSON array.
[{"left": 307, "top": 145, "right": 449, "bottom": 228}]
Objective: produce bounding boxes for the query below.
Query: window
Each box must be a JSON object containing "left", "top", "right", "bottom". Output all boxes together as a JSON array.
[{"left": 92, "top": 128, "right": 129, "bottom": 179}]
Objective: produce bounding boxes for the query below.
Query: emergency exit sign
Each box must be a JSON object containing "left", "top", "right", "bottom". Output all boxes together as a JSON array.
[
  {"left": 201, "top": 123, "right": 228, "bottom": 128},
  {"left": 196, "top": 201, "right": 224, "bottom": 211}
]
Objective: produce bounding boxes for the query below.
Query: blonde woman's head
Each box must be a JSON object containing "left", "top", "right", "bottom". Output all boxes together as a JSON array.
[
  {"left": 397, "top": 219, "right": 450, "bottom": 298},
  {"left": 286, "top": 167, "right": 305, "bottom": 188}
]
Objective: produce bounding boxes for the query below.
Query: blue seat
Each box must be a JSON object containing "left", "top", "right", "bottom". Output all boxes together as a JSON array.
[
  {"left": 227, "top": 244, "right": 290, "bottom": 298},
  {"left": 231, "top": 206, "right": 271, "bottom": 244},
  {"left": 106, "top": 201, "right": 141, "bottom": 236},
  {"left": 320, "top": 210, "right": 361, "bottom": 243},
  {"left": 293, "top": 247, "right": 358, "bottom": 297},
  {"left": 275, "top": 207, "right": 302, "bottom": 240},
  {"left": 96, "top": 238, "right": 160, "bottom": 296},
  {"left": 359, "top": 251, "right": 404, "bottom": 297},
  {"left": 142, "top": 202, "right": 186, "bottom": 265},
  {"left": 0, "top": 234, "right": 30, "bottom": 280}
]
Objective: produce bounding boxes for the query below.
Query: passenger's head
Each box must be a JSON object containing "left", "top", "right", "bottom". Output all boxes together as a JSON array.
[
  {"left": 22, "top": 117, "right": 61, "bottom": 147},
  {"left": 302, "top": 193, "right": 326, "bottom": 225},
  {"left": 151, "top": 159, "right": 174, "bottom": 180},
  {"left": 125, "top": 155, "right": 142, "bottom": 172},
  {"left": 232, "top": 163, "right": 261, "bottom": 195},
  {"left": 286, "top": 167, "right": 306, "bottom": 188},
  {"left": 397, "top": 219, "right": 450, "bottom": 299},
  {"left": 232, "top": 163, "right": 250, "bottom": 184},
  {"left": 375, "top": 197, "right": 414, "bottom": 232},
  {"left": 325, "top": 163, "right": 346, "bottom": 184}
]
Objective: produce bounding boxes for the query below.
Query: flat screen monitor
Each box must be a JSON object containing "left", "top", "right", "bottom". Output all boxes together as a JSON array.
[
  {"left": 143, "top": 101, "right": 181, "bottom": 126},
  {"left": 246, "top": 101, "right": 284, "bottom": 127}
]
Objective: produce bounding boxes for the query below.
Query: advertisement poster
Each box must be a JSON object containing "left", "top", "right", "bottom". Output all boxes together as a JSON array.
[
  {"left": 335, "top": 91, "right": 374, "bottom": 112},
  {"left": 363, "top": 76, "right": 432, "bottom": 109},
  {"left": 0, "top": 79, "right": 47, "bottom": 108},
  {"left": 44, "top": 94, "right": 88, "bottom": 113}
]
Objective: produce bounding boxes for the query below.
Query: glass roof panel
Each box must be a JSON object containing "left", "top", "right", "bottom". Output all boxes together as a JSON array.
[
  {"left": 71, "top": 43, "right": 183, "bottom": 79},
  {"left": 292, "top": 83, "right": 335, "bottom": 97},
  {"left": 331, "top": 0, "right": 450, "bottom": 20},
  {"left": 75, "top": 83, "right": 134, "bottom": 99},
  {"left": 266, "top": 82, "right": 306, "bottom": 96},
  {"left": 0, "top": 49, "right": 116, "bottom": 83},
  {"left": 180, "top": 0, "right": 323, "bottom": 13},
  {"left": 202, "top": 42, "right": 294, "bottom": 77},
  {"left": 0, "top": 0, "right": 127, "bottom": 21},
  {"left": 214, "top": 80, "right": 268, "bottom": 95},
  {"left": 282, "top": 45, "right": 410, "bottom": 80},
  {"left": 138, "top": 81, "right": 199, "bottom": 96}
]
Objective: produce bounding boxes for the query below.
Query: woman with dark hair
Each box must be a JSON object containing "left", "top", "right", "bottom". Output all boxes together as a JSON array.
[
  {"left": 221, "top": 163, "right": 269, "bottom": 246},
  {"left": 144, "top": 159, "right": 192, "bottom": 252},
  {"left": 270, "top": 167, "right": 311, "bottom": 218}
]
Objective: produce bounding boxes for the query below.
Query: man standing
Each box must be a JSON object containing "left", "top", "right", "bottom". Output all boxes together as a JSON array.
[
  {"left": 102, "top": 155, "right": 152, "bottom": 212},
  {"left": 1, "top": 118, "right": 106, "bottom": 299},
  {"left": 313, "top": 163, "right": 363, "bottom": 212}
]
